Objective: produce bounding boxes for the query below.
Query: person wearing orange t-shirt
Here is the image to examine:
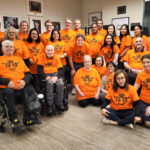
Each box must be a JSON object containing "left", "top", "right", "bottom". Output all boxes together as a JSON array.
[
  {"left": 97, "top": 19, "right": 107, "bottom": 38},
  {"left": 40, "top": 20, "right": 53, "bottom": 47},
  {"left": 107, "top": 24, "right": 120, "bottom": 46},
  {"left": 0, "top": 40, "right": 39, "bottom": 130},
  {"left": 60, "top": 18, "right": 75, "bottom": 45},
  {"left": 119, "top": 24, "right": 132, "bottom": 69},
  {"left": 92, "top": 55, "right": 107, "bottom": 79},
  {"left": 132, "top": 25, "right": 148, "bottom": 50},
  {"left": 124, "top": 37, "right": 150, "bottom": 85},
  {"left": 134, "top": 54, "right": 150, "bottom": 127},
  {"left": 147, "top": 37, "right": 150, "bottom": 51},
  {"left": 99, "top": 62, "right": 115, "bottom": 103},
  {"left": 18, "top": 20, "right": 29, "bottom": 42},
  {"left": 37, "top": 45, "right": 64, "bottom": 116},
  {"left": 86, "top": 23, "right": 104, "bottom": 63},
  {"left": 74, "top": 55, "right": 101, "bottom": 107},
  {"left": 101, "top": 69, "right": 141, "bottom": 129},
  {"left": 71, "top": 19, "right": 85, "bottom": 36},
  {"left": 100, "top": 34, "right": 120, "bottom": 65},
  {"left": 25, "top": 28, "right": 44, "bottom": 93},
  {"left": 5, "top": 27, "right": 30, "bottom": 67}
]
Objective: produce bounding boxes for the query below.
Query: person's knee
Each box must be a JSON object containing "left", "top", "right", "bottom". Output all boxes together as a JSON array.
[
  {"left": 46, "top": 79, "right": 53, "bottom": 86},
  {"left": 78, "top": 100, "right": 89, "bottom": 107},
  {"left": 145, "top": 121, "right": 150, "bottom": 127},
  {"left": 4, "top": 88, "right": 14, "bottom": 95},
  {"left": 56, "top": 79, "right": 64, "bottom": 87}
]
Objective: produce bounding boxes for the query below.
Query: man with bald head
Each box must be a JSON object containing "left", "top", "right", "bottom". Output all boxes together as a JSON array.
[
  {"left": 37, "top": 45, "right": 64, "bottom": 116},
  {"left": 124, "top": 37, "right": 150, "bottom": 85}
]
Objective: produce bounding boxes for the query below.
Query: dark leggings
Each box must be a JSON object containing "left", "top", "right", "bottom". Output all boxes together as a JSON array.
[
  {"left": 78, "top": 98, "right": 101, "bottom": 107},
  {"left": 106, "top": 108, "right": 134, "bottom": 126}
]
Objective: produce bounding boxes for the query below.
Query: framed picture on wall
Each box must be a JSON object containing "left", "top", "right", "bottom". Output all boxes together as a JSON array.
[
  {"left": 112, "top": 17, "right": 129, "bottom": 36},
  {"left": 52, "top": 22, "right": 61, "bottom": 30},
  {"left": 88, "top": 12, "right": 102, "bottom": 26},
  {"left": 26, "top": 0, "right": 43, "bottom": 16},
  {"left": 3, "top": 16, "right": 19, "bottom": 29}
]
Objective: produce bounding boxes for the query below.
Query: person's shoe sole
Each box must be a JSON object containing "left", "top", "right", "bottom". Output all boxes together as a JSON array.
[
  {"left": 102, "top": 118, "right": 113, "bottom": 125},
  {"left": 126, "top": 124, "right": 134, "bottom": 129}
]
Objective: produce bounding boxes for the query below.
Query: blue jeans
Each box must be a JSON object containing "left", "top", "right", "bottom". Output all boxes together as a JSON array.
[{"left": 106, "top": 108, "right": 134, "bottom": 125}]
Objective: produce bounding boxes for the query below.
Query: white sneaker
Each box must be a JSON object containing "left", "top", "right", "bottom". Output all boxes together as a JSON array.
[
  {"left": 102, "top": 118, "right": 113, "bottom": 125},
  {"left": 71, "top": 88, "right": 76, "bottom": 95},
  {"left": 126, "top": 124, "right": 134, "bottom": 129},
  {"left": 37, "top": 94, "right": 44, "bottom": 99}
]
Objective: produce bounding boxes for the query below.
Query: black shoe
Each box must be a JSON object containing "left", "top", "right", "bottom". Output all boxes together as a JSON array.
[
  {"left": 55, "top": 105, "right": 64, "bottom": 112},
  {"left": 46, "top": 106, "right": 53, "bottom": 117},
  {"left": 23, "top": 118, "right": 39, "bottom": 126},
  {"left": 11, "top": 118, "right": 22, "bottom": 132}
]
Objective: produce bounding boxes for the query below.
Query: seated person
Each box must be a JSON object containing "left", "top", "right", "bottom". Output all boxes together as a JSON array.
[
  {"left": 37, "top": 45, "right": 64, "bottom": 116},
  {"left": 124, "top": 37, "right": 150, "bottom": 85},
  {"left": 74, "top": 55, "right": 101, "bottom": 107},
  {"left": 134, "top": 54, "right": 150, "bottom": 127},
  {"left": 101, "top": 69, "right": 141, "bottom": 129},
  {"left": 0, "top": 40, "right": 38, "bottom": 131}
]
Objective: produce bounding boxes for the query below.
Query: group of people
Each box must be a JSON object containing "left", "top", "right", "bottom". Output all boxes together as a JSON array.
[{"left": 0, "top": 17, "right": 150, "bottom": 132}]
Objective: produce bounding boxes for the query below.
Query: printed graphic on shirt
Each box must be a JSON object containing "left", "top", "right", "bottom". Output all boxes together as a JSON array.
[
  {"left": 141, "top": 78, "right": 150, "bottom": 90},
  {"left": 89, "top": 38, "right": 99, "bottom": 46},
  {"left": 73, "top": 50, "right": 85, "bottom": 59},
  {"left": 132, "top": 55, "right": 142, "bottom": 62},
  {"left": 2, "top": 60, "right": 19, "bottom": 71},
  {"left": 81, "top": 75, "right": 94, "bottom": 85},
  {"left": 106, "top": 78, "right": 113, "bottom": 89},
  {"left": 62, "top": 35, "right": 72, "bottom": 42},
  {"left": 29, "top": 47, "right": 40, "bottom": 56},
  {"left": 54, "top": 44, "right": 63, "bottom": 53},
  {"left": 114, "top": 94, "right": 130, "bottom": 105}
]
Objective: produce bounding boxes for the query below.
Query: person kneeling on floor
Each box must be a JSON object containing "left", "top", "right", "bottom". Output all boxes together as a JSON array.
[
  {"left": 37, "top": 45, "right": 64, "bottom": 116},
  {"left": 0, "top": 40, "right": 38, "bottom": 132},
  {"left": 101, "top": 69, "right": 141, "bottom": 129}
]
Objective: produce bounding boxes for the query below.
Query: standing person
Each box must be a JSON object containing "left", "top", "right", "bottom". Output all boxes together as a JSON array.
[
  {"left": 124, "top": 37, "right": 150, "bottom": 85},
  {"left": 119, "top": 24, "right": 132, "bottom": 69},
  {"left": 107, "top": 24, "right": 120, "bottom": 46},
  {"left": 100, "top": 34, "right": 120, "bottom": 65},
  {"left": 71, "top": 19, "right": 85, "bottom": 36},
  {"left": 25, "top": 28, "right": 44, "bottom": 93},
  {"left": 92, "top": 55, "right": 107, "bottom": 79},
  {"left": 40, "top": 20, "right": 53, "bottom": 47},
  {"left": 101, "top": 69, "right": 141, "bottom": 129},
  {"left": 97, "top": 19, "right": 107, "bottom": 38},
  {"left": 132, "top": 25, "right": 148, "bottom": 50},
  {"left": 60, "top": 18, "right": 75, "bottom": 45},
  {"left": 68, "top": 34, "right": 91, "bottom": 94},
  {"left": 18, "top": 20, "right": 29, "bottom": 41},
  {"left": 134, "top": 54, "right": 150, "bottom": 127},
  {"left": 50, "top": 29, "right": 67, "bottom": 78},
  {"left": 74, "top": 55, "right": 101, "bottom": 107},
  {"left": 5, "top": 27, "right": 30, "bottom": 67},
  {"left": 86, "top": 23, "right": 104, "bottom": 63}
]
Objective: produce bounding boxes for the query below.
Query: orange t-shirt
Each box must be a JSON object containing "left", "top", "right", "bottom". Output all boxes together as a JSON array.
[
  {"left": 86, "top": 33, "right": 104, "bottom": 59},
  {"left": 74, "top": 67, "right": 101, "bottom": 101},
  {"left": 71, "top": 29, "right": 85, "bottom": 36},
  {"left": 132, "top": 35, "right": 148, "bottom": 49},
  {"left": 47, "top": 41, "right": 67, "bottom": 66},
  {"left": 0, "top": 55, "right": 30, "bottom": 89},
  {"left": 120, "top": 35, "right": 132, "bottom": 62},
  {"left": 104, "top": 75, "right": 114, "bottom": 91},
  {"left": 92, "top": 65, "right": 107, "bottom": 78},
  {"left": 18, "top": 32, "right": 29, "bottom": 41},
  {"left": 100, "top": 45, "right": 120, "bottom": 63},
  {"left": 114, "top": 36, "right": 120, "bottom": 45},
  {"left": 25, "top": 41, "right": 44, "bottom": 74},
  {"left": 13, "top": 40, "right": 30, "bottom": 60},
  {"left": 146, "top": 37, "right": 150, "bottom": 51},
  {"left": 37, "top": 54, "right": 62, "bottom": 74},
  {"left": 60, "top": 29, "right": 75, "bottom": 44},
  {"left": 40, "top": 32, "right": 51, "bottom": 47},
  {"left": 98, "top": 29, "right": 107, "bottom": 38},
  {"left": 67, "top": 42, "right": 91, "bottom": 63},
  {"left": 106, "top": 85, "right": 139, "bottom": 110},
  {"left": 124, "top": 49, "right": 150, "bottom": 70},
  {"left": 135, "top": 70, "right": 150, "bottom": 104},
  {"left": 0, "top": 32, "right": 5, "bottom": 43}
]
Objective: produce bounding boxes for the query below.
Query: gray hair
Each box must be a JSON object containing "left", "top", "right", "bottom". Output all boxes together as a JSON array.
[
  {"left": 83, "top": 55, "right": 92, "bottom": 62},
  {"left": 2, "top": 40, "right": 14, "bottom": 47},
  {"left": 74, "top": 19, "right": 81, "bottom": 23},
  {"left": 5, "top": 26, "right": 18, "bottom": 40},
  {"left": 45, "top": 45, "right": 54, "bottom": 51}
]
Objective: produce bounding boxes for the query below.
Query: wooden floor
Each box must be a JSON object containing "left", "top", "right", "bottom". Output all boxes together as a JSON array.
[{"left": 0, "top": 93, "right": 150, "bottom": 150}]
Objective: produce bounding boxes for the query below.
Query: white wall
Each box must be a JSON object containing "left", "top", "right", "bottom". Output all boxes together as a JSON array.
[
  {"left": 0, "top": 0, "right": 82, "bottom": 32},
  {"left": 82, "top": 0, "right": 144, "bottom": 36}
]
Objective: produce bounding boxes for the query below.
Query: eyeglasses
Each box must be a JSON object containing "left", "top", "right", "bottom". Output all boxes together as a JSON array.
[
  {"left": 8, "top": 32, "right": 15, "bottom": 34},
  {"left": 84, "top": 61, "right": 91, "bottom": 63},
  {"left": 116, "top": 77, "right": 125, "bottom": 81},
  {"left": 142, "top": 61, "right": 150, "bottom": 65}
]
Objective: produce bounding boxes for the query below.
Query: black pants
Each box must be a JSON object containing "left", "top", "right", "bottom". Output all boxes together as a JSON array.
[
  {"left": 0, "top": 87, "right": 30, "bottom": 121},
  {"left": 78, "top": 98, "right": 101, "bottom": 107},
  {"left": 127, "top": 71, "right": 137, "bottom": 85}
]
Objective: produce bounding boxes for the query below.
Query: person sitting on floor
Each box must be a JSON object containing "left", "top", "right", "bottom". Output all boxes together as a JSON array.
[
  {"left": 37, "top": 45, "right": 64, "bottom": 116},
  {"left": 74, "top": 55, "right": 101, "bottom": 107},
  {"left": 101, "top": 69, "right": 141, "bottom": 129},
  {"left": 0, "top": 40, "right": 38, "bottom": 131}
]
